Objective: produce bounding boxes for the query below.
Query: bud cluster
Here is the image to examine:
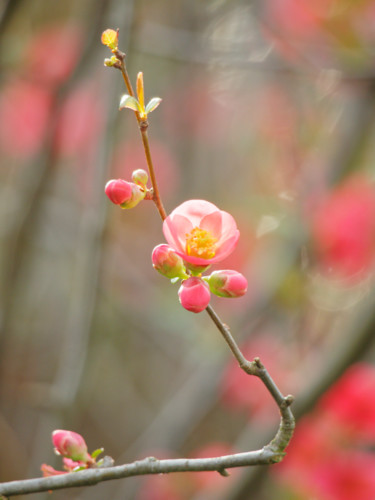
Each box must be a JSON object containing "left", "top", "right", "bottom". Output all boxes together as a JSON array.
[
  {"left": 41, "top": 429, "right": 105, "bottom": 476},
  {"left": 151, "top": 200, "right": 248, "bottom": 313},
  {"left": 105, "top": 169, "right": 149, "bottom": 209}
]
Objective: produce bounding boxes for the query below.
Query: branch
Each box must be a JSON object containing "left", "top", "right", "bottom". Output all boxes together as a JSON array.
[
  {"left": 0, "top": 445, "right": 287, "bottom": 498},
  {"left": 206, "top": 305, "right": 295, "bottom": 453}
]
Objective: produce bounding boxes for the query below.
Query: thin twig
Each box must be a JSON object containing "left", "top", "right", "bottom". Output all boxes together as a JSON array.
[{"left": 115, "top": 50, "right": 167, "bottom": 221}]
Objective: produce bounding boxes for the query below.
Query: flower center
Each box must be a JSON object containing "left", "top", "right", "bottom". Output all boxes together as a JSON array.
[{"left": 185, "top": 227, "right": 218, "bottom": 260}]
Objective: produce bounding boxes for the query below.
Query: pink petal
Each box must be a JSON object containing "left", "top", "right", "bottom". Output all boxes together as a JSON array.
[
  {"left": 171, "top": 200, "right": 218, "bottom": 226},
  {"left": 214, "top": 231, "right": 240, "bottom": 261},
  {"left": 216, "top": 211, "right": 239, "bottom": 244},
  {"left": 200, "top": 211, "right": 223, "bottom": 239},
  {"left": 163, "top": 214, "right": 192, "bottom": 252}
]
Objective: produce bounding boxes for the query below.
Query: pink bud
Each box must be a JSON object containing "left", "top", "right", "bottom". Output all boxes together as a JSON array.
[
  {"left": 52, "top": 430, "right": 90, "bottom": 462},
  {"left": 178, "top": 277, "right": 211, "bottom": 313},
  {"left": 207, "top": 270, "right": 247, "bottom": 298},
  {"left": 152, "top": 244, "right": 188, "bottom": 280},
  {"left": 105, "top": 179, "right": 133, "bottom": 205}
]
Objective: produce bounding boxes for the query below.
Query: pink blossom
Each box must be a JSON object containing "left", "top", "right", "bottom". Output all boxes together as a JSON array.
[
  {"left": 207, "top": 270, "right": 248, "bottom": 298},
  {"left": 163, "top": 200, "right": 240, "bottom": 267},
  {"left": 178, "top": 277, "right": 211, "bottom": 313},
  {"left": 52, "top": 430, "right": 90, "bottom": 463}
]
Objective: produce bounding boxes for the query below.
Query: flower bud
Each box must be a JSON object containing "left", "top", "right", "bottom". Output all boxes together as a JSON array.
[
  {"left": 105, "top": 179, "right": 133, "bottom": 205},
  {"left": 105, "top": 179, "right": 146, "bottom": 209},
  {"left": 132, "top": 169, "right": 148, "bottom": 187},
  {"left": 206, "top": 270, "right": 248, "bottom": 298},
  {"left": 52, "top": 430, "right": 90, "bottom": 463},
  {"left": 152, "top": 244, "right": 188, "bottom": 280},
  {"left": 178, "top": 277, "right": 211, "bottom": 313}
]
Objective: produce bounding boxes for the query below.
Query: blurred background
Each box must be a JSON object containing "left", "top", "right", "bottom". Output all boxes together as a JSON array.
[{"left": 2, "top": 1, "right": 375, "bottom": 499}]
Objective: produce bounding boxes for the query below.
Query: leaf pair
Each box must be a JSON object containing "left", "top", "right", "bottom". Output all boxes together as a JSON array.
[{"left": 119, "top": 72, "right": 161, "bottom": 120}]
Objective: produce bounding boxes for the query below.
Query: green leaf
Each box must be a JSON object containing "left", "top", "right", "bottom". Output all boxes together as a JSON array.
[
  {"left": 145, "top": 97, "right": 162, "bottom": 114},
  {"left": 91, "top": 447, "right": 104, "bottom": 459},
  {"left": 119, "top": 95, "right": 141, "bottom": 112}
]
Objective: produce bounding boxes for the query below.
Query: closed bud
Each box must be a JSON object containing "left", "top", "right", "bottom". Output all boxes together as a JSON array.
[
  {"left": 152, "top": 244, "right": 188, "bottom": 280},
  {"left": 52, "top": 430, "right": 91, "bottom": 463},
  {"left": 132, "top": 169, "right": 148, "bottom": 187},
  {"left": 178, "top": 277, "right": 211, "bottom": 313},
  {"left": 105, "top": 179, "right": 133, "bottom": 205},
  {"left": 105, "top": 179, "right": 146, "bottom": 209},
  {"left": 206, "top": 270, "right": 247, "bottom": 298}
]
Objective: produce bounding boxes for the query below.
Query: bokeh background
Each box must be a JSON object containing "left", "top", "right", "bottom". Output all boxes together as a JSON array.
[{"left": 2, "top": 1, "right": 375, "bottom": 499}]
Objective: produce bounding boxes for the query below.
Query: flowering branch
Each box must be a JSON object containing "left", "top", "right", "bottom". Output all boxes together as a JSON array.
[
  {"left": 101, "top": 28, "right": 166, "bottom": 220},
  {"left": 0, "top": 27, "right": 296, "bottom": 499}
]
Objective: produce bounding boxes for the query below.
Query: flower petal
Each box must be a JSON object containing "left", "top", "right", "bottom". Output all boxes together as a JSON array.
[
  {"left": 163, "top": 214, "right": 192, "bottom": 252},
  {"left": 200, "top": 211, "right": 223, "bottom": 239}
]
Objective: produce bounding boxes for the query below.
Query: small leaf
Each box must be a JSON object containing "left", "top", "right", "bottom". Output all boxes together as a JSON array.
[
  {"left": 119, "top": 95, "right": 141, "bottom": 112},
  {"left": 101, "top": 29, "right": 118, "bottom": 50},
  {"left": 91, "top": 448, "right": 104, "bottom": 459},
  {"left": 145, "top": 97, "right": 162, "bottom": 114}
]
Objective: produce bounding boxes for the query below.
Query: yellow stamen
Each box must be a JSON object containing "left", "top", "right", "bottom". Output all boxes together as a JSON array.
[{"left": 185, "top": 227, "right": 218, "bottom": 260}]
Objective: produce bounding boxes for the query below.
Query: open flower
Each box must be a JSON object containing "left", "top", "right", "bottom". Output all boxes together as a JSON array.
[{"left": 163, "top": 200, "right": 240, "bottom": 267}]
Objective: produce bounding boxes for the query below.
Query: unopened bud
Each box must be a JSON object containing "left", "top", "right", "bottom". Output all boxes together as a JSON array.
[
  {"left": 132, "top": 169, "right": 148, "bottom": 187},
  {"left": 52, "top": 430, "right": 90, "bottom": 463},
  {"left": 105, "top": 179, "right": 146, "bottom": 209},
  {"left": 105, "top": 179, "right": 133, "bottom": 205},
  {"left": 104, "top": 55, "right": 119, "bottom": 67},
  {"left": 152, "top": 244, "right": 188, "bottom": 280},
  {"left": 206, "top": 270, "right": 247, "bottom": 298},
  {"left": 178, "top": 277, "right": 211, "bottom": 313}
]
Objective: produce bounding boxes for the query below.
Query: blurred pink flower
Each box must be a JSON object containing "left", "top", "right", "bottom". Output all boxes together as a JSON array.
[
  {"left": 55, "top": 80, "right": 104, "bottom": 158},
  {"left": 178, "top": 277, "right": 211, "bottom": 313},
  {"left": 0, "top": 79, "right": 52, "bottom": 159},
  {"left": 163, "top": 200, "right": 240, "bottom": 267},
  {"left": 24, "top": 24, "right": 82, "bottom": 87},
  {"left": 311, "top": 176, "right": 375, "bottom": 280},
  {"left": 274, "top": 362, "right": 375, "bottom": 500},
  {"left": 319, "top": 363, "right": 375, "bottom": 442}
]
